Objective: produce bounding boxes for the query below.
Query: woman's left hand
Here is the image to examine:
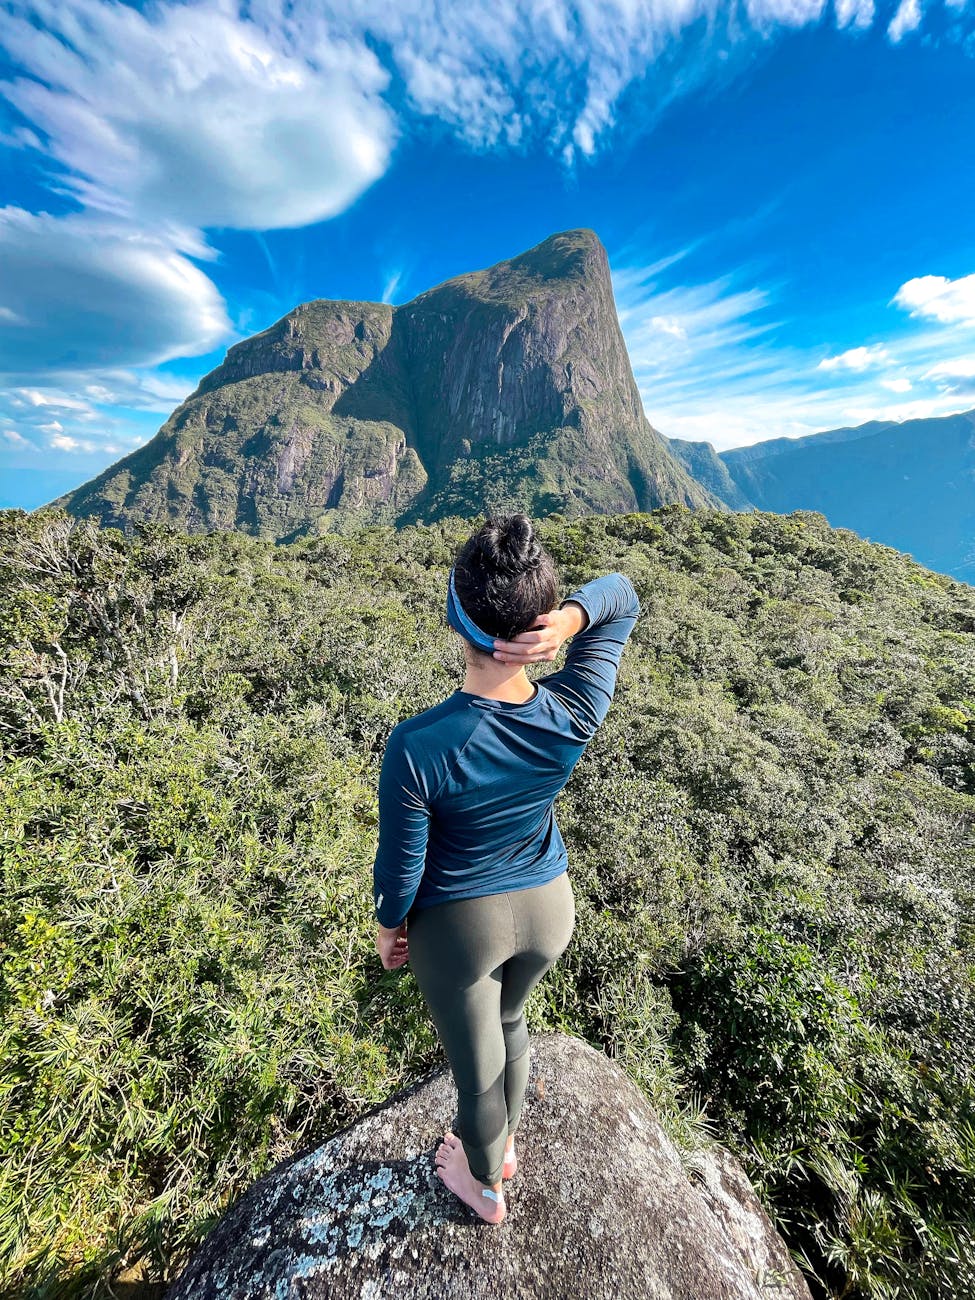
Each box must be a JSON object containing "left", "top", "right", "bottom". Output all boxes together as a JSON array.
[{"left": 376, "top": 921, "right": 410, "bottom": 969}]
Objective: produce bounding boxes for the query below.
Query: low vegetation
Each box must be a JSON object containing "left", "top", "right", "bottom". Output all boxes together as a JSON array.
[{"left": 1, "top": 504, "right": 973, "bottom": 1299}]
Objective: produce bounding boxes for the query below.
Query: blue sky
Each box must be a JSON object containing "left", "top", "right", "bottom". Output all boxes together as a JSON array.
[{"left": 2, "top": 0, "right": 975, "bottom": 510}]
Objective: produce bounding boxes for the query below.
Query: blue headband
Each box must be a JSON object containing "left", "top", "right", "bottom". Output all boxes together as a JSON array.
[{"left": 446, "top": 568, "right": 498, "bottom": 652}]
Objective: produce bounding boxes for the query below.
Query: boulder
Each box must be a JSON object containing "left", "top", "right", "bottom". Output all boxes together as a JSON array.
[{"left": 167, "top": 1033, "right": 812, "bottom": 1300}]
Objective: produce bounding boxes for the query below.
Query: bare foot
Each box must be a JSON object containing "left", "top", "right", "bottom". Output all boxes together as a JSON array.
[
  {"left": 434, "top": 1131, "right": 506, "bottom": 1224},
  {"left": 503, "top": 1136, "right": 517, "bottom": 1180}
]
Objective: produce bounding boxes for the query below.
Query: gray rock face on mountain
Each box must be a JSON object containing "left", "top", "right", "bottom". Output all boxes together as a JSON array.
[
  {"left": 52, "top": 231, "right": 721, "bottom": 538},
  {"left": 166, "top": 1033, "right": 811, "bottom": 1300}
]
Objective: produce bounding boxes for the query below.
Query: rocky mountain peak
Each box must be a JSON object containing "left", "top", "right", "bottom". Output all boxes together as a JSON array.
[{"left": 52, "top": 230, "right": 721, "bottom": 538}]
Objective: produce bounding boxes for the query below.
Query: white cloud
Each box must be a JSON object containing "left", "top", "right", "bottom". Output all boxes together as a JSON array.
[
  {"left": 659, "top": 388, "right": 971, "bottom": 447},
  {"left": 0, "top": 377, "right": 176, "bottom": 470},
  {"left": 613, "top": 259, "right": 798, "bottom": 448},
  {"left": 613, "top": 265, "right": 774, "bottom": 357},
  {"left": 1, "top": 0, "right": 394, "bottom": 232},
  {"left": 924, "top": 355, "right": 975, "bottom": 379},
  {"left": 746, "top": 0, "right": 828, "bottom": 28},
  {"left": 818, "top": 344, "right": 891, "bottom": 371},
  {"left": 881, "top": 376, "right": 913, "bottom": 392},
  {"left": 893, "top": 272, "right": 975, "bottom": 326},
  {"left": 838, "top": 395, "right": 963, "bottom": 423},
  {"left": 78, "top": 370, "right": 198, "bottom": 413},
  {"left": 650, "top": 315, "right": 688, "bottom": 339},
  {"left": 13, "top": 388, "right": 95, "bottom": 412},
  {"left": 49, "top": 432, "right": 89, "bottom": 452},
  {"left": 329, "top": 0, "right": 963, "bottom": 166},
  {"left": 0, "top": 207, "right": 230, "bottom": 374},
  {"left": 888, "top": 0, "right": 922, "bottom": 41},
  {"left": 834, "top": 0, "right": 875, "bottom": 29}
]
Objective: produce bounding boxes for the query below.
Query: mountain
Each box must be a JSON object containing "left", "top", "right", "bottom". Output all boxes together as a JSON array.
[
  {"left": 715, "top": 409, "right": 975, "bottom": 583},
  {"left": 51, "top": 230, "right": 720, "bottom": 538},
  {"left": 664, "top": 436, "right": 754, "bottom": 511}
]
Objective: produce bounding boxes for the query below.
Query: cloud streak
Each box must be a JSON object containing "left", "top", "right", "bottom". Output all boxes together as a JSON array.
[
  {"left": 888, "top": 0, "right": 922, "bottom": 41},
  {"left": 613, "top": 246, "right": 975, "bottom": 448},
  {"left": 818, "top": 344, "right": 890, "bottom": 371}
]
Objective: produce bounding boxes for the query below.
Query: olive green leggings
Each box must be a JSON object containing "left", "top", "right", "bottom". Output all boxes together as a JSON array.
[{"left": 406, "top": 870, "right": 576, "bottom": 1186}]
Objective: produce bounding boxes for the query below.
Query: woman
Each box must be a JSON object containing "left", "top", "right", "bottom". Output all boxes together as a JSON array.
[{"left": 372, "top": 513, "right": 640, "bottom": 1224}]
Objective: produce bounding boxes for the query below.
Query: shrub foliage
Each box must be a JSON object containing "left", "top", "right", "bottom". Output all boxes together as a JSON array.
[{"left": 1, "top": 504, "right": 974, "bottom": 1299}]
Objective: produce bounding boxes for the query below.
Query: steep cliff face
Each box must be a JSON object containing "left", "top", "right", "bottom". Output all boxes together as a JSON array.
[
  {"left": 55, "top": 300, "right": 427, "bottom": 539},
  {"left": 53, "top": 231, "right": 721, "bottom": 538},
  {"left": 400, "top": 231, "right": 712, "bottom": 522}
]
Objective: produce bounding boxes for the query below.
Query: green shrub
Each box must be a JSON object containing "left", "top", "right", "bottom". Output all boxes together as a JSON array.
[{"left": 1, "top": 505, "right": 974, "bottom": 1298}]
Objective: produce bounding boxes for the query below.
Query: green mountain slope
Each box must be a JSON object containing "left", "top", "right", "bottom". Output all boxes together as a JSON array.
[
  {"left": 665, "top": 434, "right": 755, "bottom": 510},
  {"left": 51, "top": 231, "right": 720, "bottom": 537}
]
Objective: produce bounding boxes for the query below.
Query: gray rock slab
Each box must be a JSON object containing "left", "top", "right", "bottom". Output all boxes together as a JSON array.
[{"left": 167, "top": 1032, "right": 812, "bottom": 1300}]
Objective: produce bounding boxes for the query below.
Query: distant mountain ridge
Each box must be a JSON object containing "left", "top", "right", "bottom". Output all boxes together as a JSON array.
[
  {"left": 52, "top": 230, "right": 719, "bottom": 538},
  {"left": 692, "top": 409, "right": 975, "bottom": 583}
]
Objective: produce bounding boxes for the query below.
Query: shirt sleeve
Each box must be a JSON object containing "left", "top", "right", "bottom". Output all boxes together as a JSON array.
[
  {"left": 537, "top": 572, "right": 641, "bottom": 739},
  {"left": 372, "top": 727, "right": 432, "bottom": 928}
]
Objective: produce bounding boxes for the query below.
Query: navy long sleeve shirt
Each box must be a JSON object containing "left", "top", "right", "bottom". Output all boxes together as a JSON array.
[{"left": 372, "top": 572, "right": 641, "bottom": 928}]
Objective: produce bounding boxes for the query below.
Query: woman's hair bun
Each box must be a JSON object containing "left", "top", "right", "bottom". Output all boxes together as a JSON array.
[
  {"left": 487, "top": 513, "right": 542, "bottom": 574},
  {"left": 453, "top": 510, "right": 558, "bottom": 644}
]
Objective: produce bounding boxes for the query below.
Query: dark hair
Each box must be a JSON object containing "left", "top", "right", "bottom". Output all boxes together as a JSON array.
[{"left": 453, "top": 513, "right": 559, "bottom": 654}]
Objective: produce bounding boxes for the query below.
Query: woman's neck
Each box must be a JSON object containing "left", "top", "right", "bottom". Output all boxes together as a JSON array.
[{"left": 460, "top": 663, "right": 536, "bottom": 703}]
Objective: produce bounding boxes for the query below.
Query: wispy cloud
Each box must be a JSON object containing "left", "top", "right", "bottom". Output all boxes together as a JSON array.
[
  {"left": 1, "top": 0, "right": 394, "bottom": 232},
  {"left": 613, "top": 243, "right": 975, "bottom": 448},
  {"left": 0, "top": 378, "right": 174, "bottom": 468},
  {"left": 332, "top": 0, "right": 812, "bottom": 160},
  {"left": 381, "top": 269, "right": 404, "bottom": 304},
  {"left": 924, "top": 355, "right": 975, "bottom": 380},
  {"left": 49, "top": 432, "right": 89, "bottom": 452},
  {"left": 888, "top": 0, "right": 922, "bottom": 42},
  {"left": 835, "top": 0, "right": 875, "bottom": 30},
  {"left": 0, "top": 207, "right": 230, "bottom": 375}
]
